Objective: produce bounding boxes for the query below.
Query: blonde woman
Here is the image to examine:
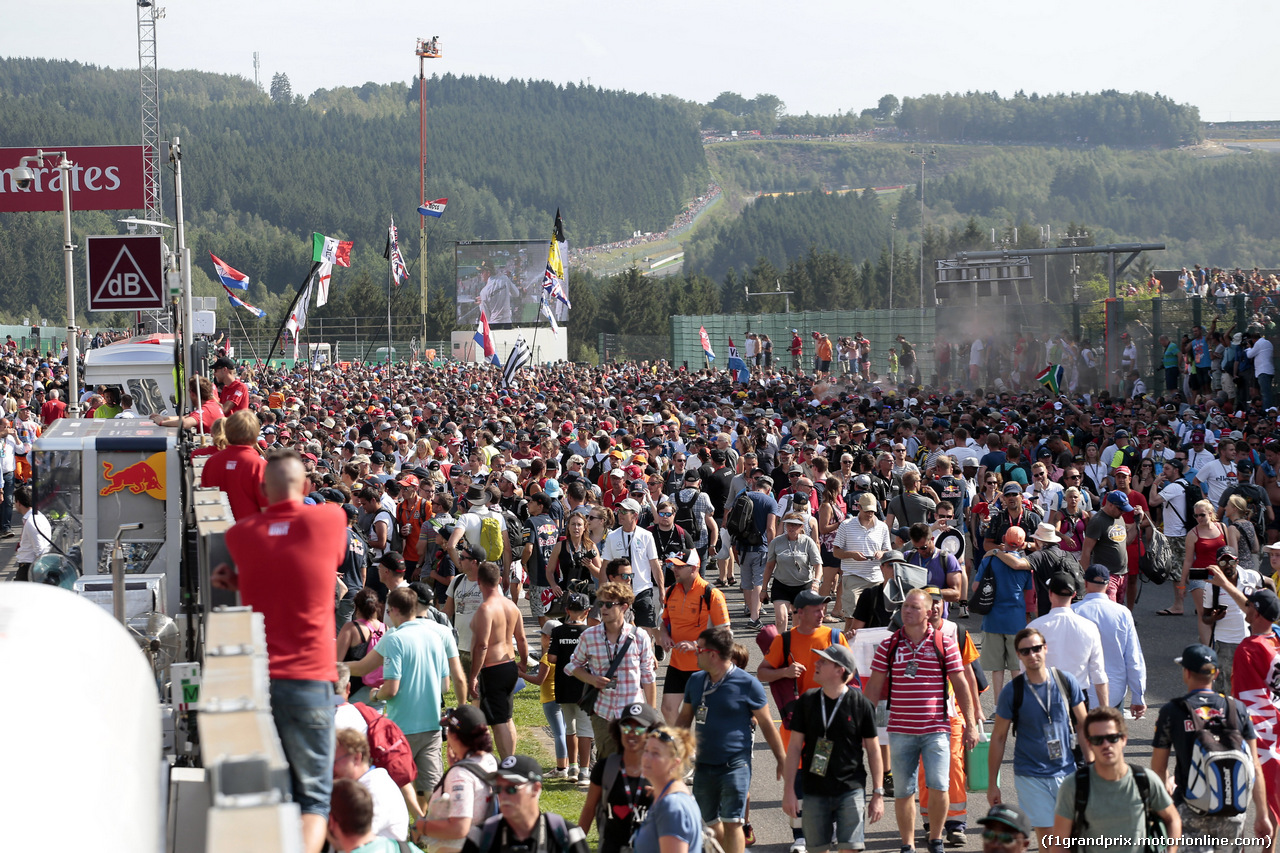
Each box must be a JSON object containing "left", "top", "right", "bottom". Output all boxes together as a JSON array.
[
  {"left": 1222, "top": 494, "right": 1259, "bottom": 575},
  {"left": 1051, "top": 486, "right": 1090, "bottom": 559},
  {"left": 1183, "top": 499, "right": 1227, "bottom": 643},
  {"left": 632, "top": 726, "right": 702, "bottom": 853}
]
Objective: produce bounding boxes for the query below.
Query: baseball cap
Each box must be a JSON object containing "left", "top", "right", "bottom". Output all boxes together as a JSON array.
[
  {"left": 814, "top": 643, "right": 858, "bottom": 675},
  {"left": 1175, "top": 643, "right": 1219, "bottom": 675},
  {"left": 566, "top": 592, "right": 591, "bottom": 612},
  {"left": 1002, "top": 482, "right": 1023, "bottom": 496},
  {"left": 1083, "top": 564, "right": 1111, "bottom": 584},
  {"left": 921, "top": 585, "right": 944, "bottom": 600},
  {"left": 683, "top": 470, "right": 701, "bottom": 482},
  {"left": 211, "top": 356, "right": 236, "bottom": 371},
  {"left": 618, "top": 702, "right": 663, "bottom": 729},
  {"left": 1113, "top": 465, "right": 1131, "bottom": 476},
  {"left": 1246, "top": 589, "right": 1280, "bottom": 622},
  {"left": 1217, "top": 545, "right": 1238, "bottom": 562},
  {"left": 1105, "top": 490, "right": 1134, "bottom": 512},
  {"left": 793, "top": 590, "right": 833, "bottom": 610},
  {"left": 618, "top": 498, "right": 642, "bottom": 514},
  {"left": 979, "top": 803, "right": 1032, "bottom": 838},
  {"left": 442, "top": 704, "right": 488, "bottom": 735},
  {"left": 490, "top": 754, "right": 544, "bottom": 784},
  {"left": 1048, "top": 572, "right": 1076, "bottom": 596}
]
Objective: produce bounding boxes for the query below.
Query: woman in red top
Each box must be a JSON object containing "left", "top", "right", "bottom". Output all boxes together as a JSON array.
[
  {"left": 1184, "top": 498, "right": 1226, "bottom": 643},
  {"left": 150, "top": 375, "right": 223, "bottom": 433}
]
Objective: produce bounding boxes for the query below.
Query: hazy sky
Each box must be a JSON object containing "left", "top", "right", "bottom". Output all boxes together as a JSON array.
[{"left": 3, "top": 1, "right": 1273, "bottom": 122}]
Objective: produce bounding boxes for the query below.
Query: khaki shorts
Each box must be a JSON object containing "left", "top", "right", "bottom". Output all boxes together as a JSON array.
[
  {"left": 979, "top": 632, "right": 1020, "bottom": 673},
  {"left": 840, "top": 574, "right": 880, "bottom": 616}
]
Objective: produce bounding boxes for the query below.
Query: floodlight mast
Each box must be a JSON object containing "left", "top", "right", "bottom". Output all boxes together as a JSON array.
[{"left": 416, "top": 37, "right": 442, "bottom": 349}]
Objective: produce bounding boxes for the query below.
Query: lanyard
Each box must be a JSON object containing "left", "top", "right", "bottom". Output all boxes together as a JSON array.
[
  {"left": 702, "top": 664, "right": 736, "bottom": 701},
  {"left": 820, "top": 688, "right": 847, "bottom": 735},
  {"left": 1025, "top": 675, "right": 1058, "bottom": 721}
]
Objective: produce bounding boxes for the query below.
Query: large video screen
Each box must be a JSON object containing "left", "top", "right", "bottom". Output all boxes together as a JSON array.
[{"left": 455, "top": 240, "right": 569, "bottom": 326}]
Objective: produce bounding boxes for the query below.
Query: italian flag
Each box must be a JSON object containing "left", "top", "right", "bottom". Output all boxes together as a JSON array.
[{"left": 312, "top": 232, "right": 353, "bottom": 267}]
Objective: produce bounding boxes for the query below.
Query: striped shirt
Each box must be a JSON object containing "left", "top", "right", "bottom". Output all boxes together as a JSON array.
[
  {"left": 564, "top": 623, "right": 655, "bottom": 721},
  {"left": 832, "top": 515, "right": 890, "bottom": 580},
  {"left": 872, "top": 625, "right": 963, "bottom": 734}
]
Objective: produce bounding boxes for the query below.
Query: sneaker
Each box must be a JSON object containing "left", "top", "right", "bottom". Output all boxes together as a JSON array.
[
  {"left": 747, "top": 618, "right": 763, "bottom": 630},
  {"left": 546, "top": 767, "right": 569, "bottom": 779},
  {"left": 576, "top": 776, "right": 591, "bottom": 789},
  {"left": 945, "top": 828, "right": 965, "bottom": 847},
  {"left": 789, "top": 841, "right": 807, "bottom": 853},
  {"left": 928, "top": 839, "right": 945, "bottom": 853},
  {"left": 883, "top": 771, "right": 894, "bottom": 799},
  {"left": 566, "top": 765, "right": 579, "bottom": 781},
  {"left": 899, "top": 847, "right": 914, "bottom": 853},
  {"left": 743, "top": 823, "right": 756, "bottom": 847}
]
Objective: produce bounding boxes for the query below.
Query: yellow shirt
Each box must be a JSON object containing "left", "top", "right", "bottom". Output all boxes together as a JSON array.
[{"left": 539, "top": 660, "right": 556, "bottom": 703}]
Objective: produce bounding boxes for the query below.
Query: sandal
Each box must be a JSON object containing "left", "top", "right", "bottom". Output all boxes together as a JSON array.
[
  {"left": 1155, "top": 608, "right": 1184, "bottom": 616},
  {"left": 743, "top": 823, "right": 756, "bottom": 847}
]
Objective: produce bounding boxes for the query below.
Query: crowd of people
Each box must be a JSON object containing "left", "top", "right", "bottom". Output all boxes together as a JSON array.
[{"left": 11, "top": 315, "right": 1280, "bottom": 853}]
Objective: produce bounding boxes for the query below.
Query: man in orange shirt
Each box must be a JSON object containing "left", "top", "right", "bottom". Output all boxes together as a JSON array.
[
  {"left": 814, "top": 332, "right": 834, "bottom": 378},
  {"left": 200, "top": 410, "right": 268, "bottom": 521},
  {"left": 758, "top": 590, "right": 853, "bottom": 853},
  {"left": 659, "top": 555, "right": 730, "bottom": 723},
  {"left": 393, "top": 473, "right": 428, "bottom": 577}
]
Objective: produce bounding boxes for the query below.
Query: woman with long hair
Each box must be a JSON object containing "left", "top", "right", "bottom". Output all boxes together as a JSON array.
[
  {"left": 1082, "top": 442, "right": 1108, "bottom": 495},
  {"left": 1051, "top": 486, "right": 1090, "bottom": 560},
  {"left": 1183, "top": 499, "right": 1227, "bottom": 643},
  {"left": 548, "top": 510, "right": 603, "bottom": 601},
  {"left": 335, "top": 588, "right": 385, "bottom": 700},
  {"left": 631, "top": 726, "right": 702, "bottom": 853},
  {"left": 817, "top": 475, "right": 846, "bottom": 613},
  {"left": 1222, "top": 494, "right": 1259, "bottom": 575}
]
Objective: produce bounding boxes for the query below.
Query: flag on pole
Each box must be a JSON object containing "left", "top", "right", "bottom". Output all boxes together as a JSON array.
[
  {"left": 419, "top": 199, "right": 448, "bottom": 218},
  {"left": 473, "top": 309, "right": 500, "bottom": 366},
  {"left": 726, "top": 337, "right": 750, "bottom": 383},
  {"left": 312, "top": 262, "right": 334, "bottom": 308},
  {"left": 542, "top": 209, "right": 571, "bottom": 309},
  {"left": 539, "top": 296, "right": 560, "bottom": 337},
  {"left": 312, "top": 232, "right": 353, "bottom": 267},
  {"left": 209, "top": 253, "right": 249, "bottom": 290},
  {"left": 221, "top": 283, "right": 266, "bottom": 318},
  {"left": 383, "top": 218, "right": 409, "bottom": 286},
  {"left": 1035, "top": 363, "right": 1065, "bottom": 396},
  {"left": 503, "top": 335, "right": 531, "bottom": 387},
  {"left": 284, "top": 281, "right": 314, "bottom": 360},
  {"left": 699, "top": 326, "right": 715, "bottom": 362}
]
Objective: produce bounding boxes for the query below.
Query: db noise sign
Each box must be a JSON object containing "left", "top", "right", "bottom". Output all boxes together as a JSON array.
[{"left": 86, "top": 235, "right": 166, "bottom": 312}]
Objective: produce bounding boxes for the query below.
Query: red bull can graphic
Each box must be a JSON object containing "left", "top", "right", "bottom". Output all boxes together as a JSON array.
[{"left": 99, "top": 451, "right": 168, "bottom": 500}]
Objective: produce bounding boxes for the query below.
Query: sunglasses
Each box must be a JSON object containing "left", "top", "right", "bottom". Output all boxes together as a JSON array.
[
  {"left": 620, "top": 721, "right": 650, "bottom": 734},
  {"left": 1016, "top": 643, "right": 1045, "bottom": 656},
  {"left": 982, "top": 829, "right": 1019, "bottom": 845},
  {"left": 1086, "top": 733, "right": 1124, "bottom": 746},
  {"left": 658, "top": 511, "right": 673, "bottom": 517},
  {"left": 599, "top": 600, "right": 624, "bottom": 610},
  {"left": 494, "top": 783, "right": 528, "bottom": 795},
  {"left": 618, "top": 572, "right": 634, "bottom": 580}
]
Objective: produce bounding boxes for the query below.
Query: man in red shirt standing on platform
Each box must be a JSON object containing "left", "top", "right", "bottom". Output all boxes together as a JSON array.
[
  {"left": 150, "top": 375, "right": 223, "bottom": 434},
  {"left": 213, "top": 356, "right": 250, "bottom": 416},
  {"left": 39, "top": 389, "right": 66, "bottom": 426},
  {"left": 200, "top": 410, "right": 267, "bottom": 520},
  {"left": 213, "top": 450, "right": 349, "bottom": 853}
]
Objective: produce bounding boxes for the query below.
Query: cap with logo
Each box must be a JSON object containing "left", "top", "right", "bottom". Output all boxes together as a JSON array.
[
  {"left": 814, "top": 643, "right": 858, "bottom": 675},
  {"left": 442, "top": 704, "right": 488, "bottom": 735},
  {"left": 1246, "top": 588, "right": 1280, "bottom": 622},
  {"left": 979, "top": 803, "right": 1032, "bottom": 837},
  {"left": 1175, "top": 643, "right": 1219, "bottom": 675},
  {"left": 489, "top": 754, "right": 544, "bottom": 784}
]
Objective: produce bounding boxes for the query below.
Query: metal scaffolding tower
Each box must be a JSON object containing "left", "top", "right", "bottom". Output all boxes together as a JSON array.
[{"left": 138, "top": 1, "right": 164, "bottom": 233}]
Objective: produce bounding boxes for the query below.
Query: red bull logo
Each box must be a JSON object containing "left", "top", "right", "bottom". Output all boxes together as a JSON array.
[{"left": 100, "top": 451, "right": 168, "bottom": 500}]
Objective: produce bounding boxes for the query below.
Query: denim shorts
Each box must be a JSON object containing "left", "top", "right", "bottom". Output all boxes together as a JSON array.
[
  {"left": 1014, "top": 772, "right": 1069, "bottom": 829},
  {"left": 802, "top": 787, "right": 867, "bottom": 851},
  {"left": 269, "top": 679, "right": 336, "bottom": 817},
  {"left": 888, "top": 731, "right": 950, "bottom": 797},
  {"left": 693, "top": 758, "right": 751, "bottom": 824}
]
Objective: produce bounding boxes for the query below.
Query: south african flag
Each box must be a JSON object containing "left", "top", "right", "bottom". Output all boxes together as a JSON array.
[{"left": 1036, "top": 363, "right": 1065, "bottom": 396}]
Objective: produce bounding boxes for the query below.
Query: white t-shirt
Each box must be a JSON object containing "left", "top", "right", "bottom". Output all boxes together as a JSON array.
[
  {"left": 1158, "top": 481, "right": 1190, "bottom": 538},
  {"left": 446, "top": 574, "right": 483, "bottom": 651},
  {"left": 970, "top": 338, "right": 985, "bottom": 367},
  {"left": 361, "top": 765, "right": 410, "bottom": 841},
  {"left": 1213, "top": 568, "right": 1262, "bottom": 645},
  {"left": 458, "top": 507, "right": 507, "bottom": 557},
  {"left": 422, "top": 753, "right": 499, "bottom": 853},
  {"left": 602, "top": 526, "right": 660, "bottom": 593},
  {"left": 1195, "top": 459, "right": 1238, "bottom": 506},
  {"left": 1247, "top": 337, "right": 1275, "bottom": 376}
]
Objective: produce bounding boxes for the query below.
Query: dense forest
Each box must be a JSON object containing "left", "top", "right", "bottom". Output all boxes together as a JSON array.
[{"left": 0, "top": 56, "right": 1261, "bottom": 363}]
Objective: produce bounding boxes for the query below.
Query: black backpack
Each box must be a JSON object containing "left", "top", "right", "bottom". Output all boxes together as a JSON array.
[
  {"left": 674, "top": 489, "right": 706, "bottom": 543},
  {"left": 1071, "top": 766, "right": 1166, "bottom": 853},
  {"left": 727, "top": 491, "right": 763, "bottom": 547}
]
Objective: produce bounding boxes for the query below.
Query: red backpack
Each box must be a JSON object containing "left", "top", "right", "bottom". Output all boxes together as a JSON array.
[{"left": 353, "top": 702, "right": 418, "bottom": 788}]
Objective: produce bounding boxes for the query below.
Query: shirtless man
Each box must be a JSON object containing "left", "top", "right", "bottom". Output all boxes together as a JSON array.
[{"left": 469, "top": 560, "right": 528, "bottom": 758}]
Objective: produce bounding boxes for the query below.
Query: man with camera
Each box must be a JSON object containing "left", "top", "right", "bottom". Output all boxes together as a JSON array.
[{"left": 459, "top": 755, "right": 589, "bottom": 853}]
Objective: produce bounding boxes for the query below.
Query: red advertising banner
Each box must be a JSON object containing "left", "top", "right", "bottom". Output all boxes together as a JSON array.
[{"left": 0, "top": 145, "right": 148, "bottom": 213}]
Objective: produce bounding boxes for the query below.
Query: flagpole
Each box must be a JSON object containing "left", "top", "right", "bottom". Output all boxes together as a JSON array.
[
  {"left": 230, "top": 308, "right": 261, "bottom": 363},
  {"left": 387, "top": 249, "right": 394, "bottom": 368},
  {"left": 265, "top": 261, "right": 322, "bottom": 368}
]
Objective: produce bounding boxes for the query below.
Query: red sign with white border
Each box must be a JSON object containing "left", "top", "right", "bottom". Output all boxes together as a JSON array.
[
  {"left": 86, "top": 235, "right": 166, "bottom": 312},
  {"left": 0, "top": 145, "right": 148, "bottom": 213}
]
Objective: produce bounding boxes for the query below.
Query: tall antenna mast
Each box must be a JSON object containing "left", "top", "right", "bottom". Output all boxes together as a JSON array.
[
  {"left": 415, "top": 37, "right": 442, "bottom": 345},
  {"left": 253, "top": 51, "right": 260, "bottom": 89},
  {"left": 137, "top": 1, "right": 164, "bottom": 234}
]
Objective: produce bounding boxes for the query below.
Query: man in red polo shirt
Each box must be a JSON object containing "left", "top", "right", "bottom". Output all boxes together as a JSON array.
[
  {"left": 213, "top": 450, "right": 348, "bottom": 853},
  {"left": 200, "top": 410, "right": 267, "bottom": 520},
  {"left": 212, "top": 356, "right": 250, "bottom": 416},
  {"left": 150, "top": 375, "right": 223, "bottom": 433}
]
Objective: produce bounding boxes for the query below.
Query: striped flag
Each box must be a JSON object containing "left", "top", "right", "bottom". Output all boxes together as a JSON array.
[
  {"left": 1036, "top": 363, "right": 1065, "bottom": 396},
  {"left": 473, "top": 309, "right": 500, "bottom": 366},
  {"left": 727, "top": 337, "right": 750, "bottom": 383},
  {"left": 699, "top": 326, "right": 715, "bottom": 362},
  {"left": 221, "top": 283, "right": 265, "bottom": 318},
  {"left": 312, "top": 232, "right": 353, "bottom": 267},
  {"left": 419, "top": 199, "right": 448, "bottom": 218},
  {"left": 209, "top": 253, "right": 249, "bottom": 290},
  {"left": 542, "top": 209, "right": 571, "bottom": 309},
  {"left": 503, "top": 335, "right": 531, "bottom": 386},
  {"left": 384, "top": 218, "right": 409, "bottom": 286}
]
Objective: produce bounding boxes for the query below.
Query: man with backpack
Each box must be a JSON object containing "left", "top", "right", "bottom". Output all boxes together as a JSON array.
[
  {"left": 1216, "top": 458, "right": 1273, "bottom": 543},
  {"left": 1048, "top": 706, "right": 1179, "bottom": 853},
  {"left": 446, "top": 485, "right": 512, "bottom": 597},
  {"left": 864, "top": 589, "right": 979, "bottom": 853},
  {"left": 1150, "top": 458, "right": 1200, "bottom": 616},
  {"left": 729, "top": 476, "right": 780, "bottom": 630},
  {"left": 660, "top": 556, "right": 730, "bottom": 724},
  {"left": 1151, "top": 644, "right": 1273, "bottom": 849},
  {"left": 987, "top": 626, "right": 1090, "bottom": 847},
  {"left": 673, "top": 469, "right": 719, "bottom": 568}
]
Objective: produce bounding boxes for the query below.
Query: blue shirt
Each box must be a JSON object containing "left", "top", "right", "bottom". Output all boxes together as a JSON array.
[
  {"left": 1072, "top": 592, "right": 1146, "bottom": 706},
  {"left": 684, "top": 666, "right": 767, "bottom": 765},
  {"left": 976, "top": 551, "right": 1032, "bottom": 636},
  {"left": 376, "top": 618, "right": 450, "bottom": 734},
  {"left": 995, "top": 669, "right": 1085, "bottom": 777},
  {"left": 743, "top": 490, "right": 780, "bottom": 553},
  {"left": 631, "top": 790, "right": 702, "bottom": 853}
]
